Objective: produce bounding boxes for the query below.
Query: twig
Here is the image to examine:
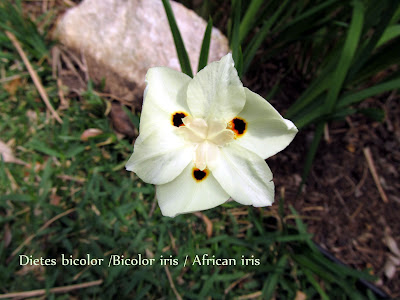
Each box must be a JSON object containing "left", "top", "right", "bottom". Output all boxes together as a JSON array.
[
  {"left": 236, "top": 291, "right": 263, "bottom": 299},
  {"left": 164, "top": 265, "right": 182, "bottom": 300},
  {"left": 0, "top": 74, "right": 26, "bottom": 83},
  {"left": 324, "top": 123, "right": 330, "bottom": 143},
  {"left": 10, "top": 208, "right": 76, "bottom": 258},
  {"left": 193, "top": 212, "right": 213, "bottom": 238},
  {"left": 224, "top": 273, "right": 254, "bottom": 294},
  {"left": 4, "top": 167, "right": 19, "bottom": 192},
  {"left": 56, "top": 174, "right": 86, "bottom": 183},
  {"left": 148, "top": 194, "right": 158, "bottom": 218},
  {"left": 355, "top": 164, "right": 368, "bottom": 193},
  {"left": 59, "top": 49, "right": 86, "bottom": 86},
  {"left": 350, "top": 202, "right": 364, "bottom": 220},
  {"left": 0, "top": 280, "right": 102, "bottom": 299},
  {"left": 334, "top": 188, "right": 350, "bottom": 217},
  {"left": 63, "top": 0, "right": 77, "bottom": 7},
  {"left": 5, "top": 31, "right": 63, "bottom": 124},
  {"left": 363, "top": 147, "right": 388, "bottom": 203}
]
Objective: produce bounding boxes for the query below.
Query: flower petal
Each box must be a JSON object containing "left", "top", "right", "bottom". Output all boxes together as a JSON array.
[
  {"left": 182, "top": 116, "right": 208, "bottom": 139},
  {"left": 235, "top": 88, "right": 298, "bottom": 159},
  {"left": 139, "top": 67, "right": 192, "bottom": 138},
  {"left": 125, "top": 129, "right": 194, "bottom": 185},
  {"left": 157, "top": 163, "right": 230, "bottom": 217},
  {"left": 210, "top": 143, "right": 275, "bottom": 207},
  {"left": 186, "top": 53, "right": 245, "bottom": 122},
  {"left": 195, "top": 141, "right": 220, "bottom": 171}
]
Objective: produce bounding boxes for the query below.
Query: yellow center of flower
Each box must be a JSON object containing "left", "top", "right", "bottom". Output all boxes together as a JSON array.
[{"left": 178, "top": 116, "right": 235, "bottom": 171}]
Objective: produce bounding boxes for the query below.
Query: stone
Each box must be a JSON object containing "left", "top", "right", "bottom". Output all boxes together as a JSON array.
[{"left": 55, "top": 0, "right": 229, "bottom": 109}]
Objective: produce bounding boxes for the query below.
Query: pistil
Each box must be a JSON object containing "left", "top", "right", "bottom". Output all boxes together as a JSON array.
[{"left": 178, "top": 116, "right": 234, "bottom": 170}]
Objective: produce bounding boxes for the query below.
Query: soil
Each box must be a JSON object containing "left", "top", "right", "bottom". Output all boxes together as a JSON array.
[
  {"left": 21, "top": 0, "right": 400, "bottom": 297},
  {"left": 244, "top": 53, "right": 400, "bottom": 298}
]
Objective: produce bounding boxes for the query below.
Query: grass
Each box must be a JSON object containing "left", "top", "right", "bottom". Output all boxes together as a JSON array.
[{"left": 0, "top": 1, "right": 383, "bottom": 299}]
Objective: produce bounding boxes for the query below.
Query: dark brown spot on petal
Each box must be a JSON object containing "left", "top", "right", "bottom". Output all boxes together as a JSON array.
[
  {"left": 171, "top": 112, "right": 187, "bottom": 127},
  {"left": 192, "top": 168, "right": 209, "bottom": 182},
  {"left": 229, "top": 117, "right": 247, "bottom": 138}
]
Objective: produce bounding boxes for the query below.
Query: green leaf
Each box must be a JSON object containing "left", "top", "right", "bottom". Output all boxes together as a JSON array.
[
  {"left": 161, "top": 0, "right": 193, "bottom": 77},
  {"left": 300, "top": 122, "right": 324, "bottom": 187},
  {"left": 324, "top": 0, "right": 364, "bottom": 114},
  {"left": 0, "top": 1, "right": 48, "bottom": 59},
  {"left": 243, "top": 0, "right": 290, "bottom": 73},
  {"left": 238, "top": 0, "right": 264, "bottom": 44},
  {"left": 347, "top": 1, "right": 398, "bottom": 82},
  {"left": 357, "top": 108, "right": 385, "bottom": 122},
  {"left": 197, "top": 17, "right": 213, "bottom": 72},
  {"left": 262, "top": 255, "right": 288, "bottom": 299},
  {"left": 303, "top": 269, "right": 330, "bottom": 300},
  {"left": 353, "top": 38, "right": 400, "bottom": 84},
  {"left": 282, "top": 0, "right": 339, "bottom": 30},
  {"left": 285, "top": 73, "right": 330, "bottom": 119},
  {"left": 230, "top": 0, "right": 242, "bottom": 76},
  {"left": 338, "top": 77, "right": 400, "bottom": 108},
  {"left": 28, "top": 139, "right": 63, "bottom": 158},
  {"left": 289, "top": 206, "right": 317, "bottom": 252},
  {"left": 376, "top": 24, "right": 400, "bottom": 48}
]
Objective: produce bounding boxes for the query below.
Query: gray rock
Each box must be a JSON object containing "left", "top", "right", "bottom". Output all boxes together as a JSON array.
[{"left": 55, "top": 0, "right": 229, "bottom": 109}]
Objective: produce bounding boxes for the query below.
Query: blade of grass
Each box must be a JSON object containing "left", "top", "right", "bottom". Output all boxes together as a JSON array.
[
  {"left": 309, "top": 249, "right": 376, "bottom": 281},
  {"left": 0, "top": 280, "right": 103, "bottom": 299},
  {"left": 272, "top": 0, "right": 341, "bottom": 49},
  {"left": 324, "top": 0, "right": 364, "bottom": 114},
  {"left": 0, "top": 1, "right": 48, "bottom": 59},
  {"left": 262, "top": 255, "right": 288, "bottom": 299},
  {"left": 162, "top": 0, "right": 193, "bottom": 77},
  {"left": 5, "top": 31, "right": 63, "bottom": 124},
  {"left": 285, "top": 40, "right": 348, "bottom": 119},
  {"left": 10, "top": 208, "right": 76, "bottom": 258},
  {"left": 289, "top": 206, "right": 317, "bottom": 252},
  {"left": 300, "top": 121, "right": 324, "bottom": 187},
  {"left": 243, "top": 0, "right": 290, "bottom": 74},
  {"left": 376, "top": 24, "right": 400, "bottom": 48},
  {"left": 391, "top": 4, "right": 400, "bottom": 24},
  {"left": 303, "top": 269, "right": 329, "bottom": 300},
  {"left": 338, "top": 76, "right": 400, "bottom": 108},
  {"left": 347, "top": 1, "right": 398, "bottom": 82},
  {"left": 281, "top": 0, "right": 338, "bottom": 30},
  {"left": 236, "top": 47, "right": 243, "bottom": 78},
  {"left": 352, "top": 38, "right": 400, "bottom": 84},
  {"left": 238, "top": 0, "right": 264, "bottom": 44},
  {"left": 293, "top": 254, "right": 336, "bottom": 282},
  {"left": 197, "top": 17, "right": 213, "bottom": 72},
  {"left": 230, "top": 0, "right": 242, "bottom": 76},
  {"left": 285, "top": 73, "right": 330, "bottom": 119}
]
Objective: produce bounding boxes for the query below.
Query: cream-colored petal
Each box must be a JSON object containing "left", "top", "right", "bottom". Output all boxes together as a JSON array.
[
  {"left": 195, "top": 141, "right": 221, "bottom": 171},
  {"left": 208, "top": 129, "right": 234, "bottom": 146},
  {"left": 182, "top": 116, "right": 208, "bottom": 139},
  {"left": 235, "top": 88, "right": 298, "bottom": 159},
  {"left": 156, "top": 162, "right": 230, "bottom": 217},
  {"left": 186, "top": 53, "right": 245, "bottom": 122},
  {"left": 210, "top": 143, "right": 274, "bottom": 207},
  {"left": 194, "top": 143, "right": 207, "bottom": 171},
  {"left": 125, "top": 129, "right": 193, "bottom": 185},
  {"left": 207, "top": 119, "right": 226, "bottom": 136},
  {"left": 139, "top": 67, "right": 191, "bottom": 138},
  {"left": 177, "top": 126, "right": 204, "bottom": 144}
]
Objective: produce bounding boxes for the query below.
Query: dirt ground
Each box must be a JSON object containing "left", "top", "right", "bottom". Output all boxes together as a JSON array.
[{"left": 245, "top": 57, "right": 400, "bottom": 298}]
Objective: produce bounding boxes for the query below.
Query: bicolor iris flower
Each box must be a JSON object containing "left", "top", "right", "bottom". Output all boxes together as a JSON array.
[{"left": 126, "top": 54, "right": 298, "bottom": 217}]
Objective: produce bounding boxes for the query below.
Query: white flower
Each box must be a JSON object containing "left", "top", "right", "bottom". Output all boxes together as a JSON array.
[{"left": 126, "top": 54, "right": 298, "bottom": 217}]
